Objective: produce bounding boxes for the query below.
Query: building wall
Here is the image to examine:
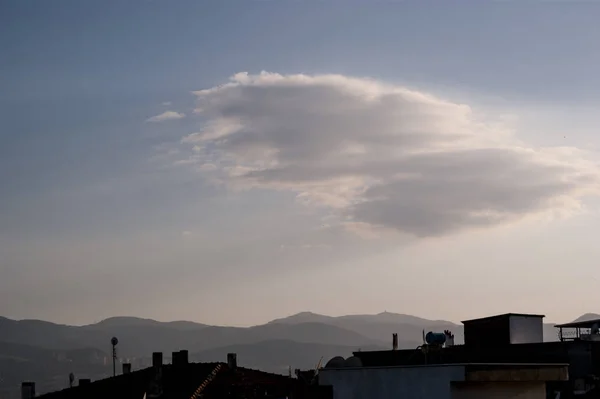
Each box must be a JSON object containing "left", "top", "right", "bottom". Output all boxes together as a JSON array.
[
  {"left": 464, "top": 317, "right": 511, "bottom": 347},
  {"left": 318, "top": 365, "right": 466, "bottom": 399},
  {"left": 509, "top": 316, "right": 543, "bottom": 344},
  {"left": 451, "top": 382, "right": 546, "bottom": 399}
]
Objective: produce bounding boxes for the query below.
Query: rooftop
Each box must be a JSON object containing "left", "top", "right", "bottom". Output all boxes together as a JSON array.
[
  {"left": 320, "top": 362, "right": 569, "bottom": 383},
  {"left": 461, "top": 313, "right": 545, "bottom": 324},
  {"left": 352, "top": 340, "right": 589, "bottom": 368},
  {"left": 555, "top": 318, "right": 600, "bottom": 329},
  {"left": 321, "top": 362, "right": 568, "bottom": 370},
  {"left": 36, "top": 362, "right": 303, "bottom": 399}
]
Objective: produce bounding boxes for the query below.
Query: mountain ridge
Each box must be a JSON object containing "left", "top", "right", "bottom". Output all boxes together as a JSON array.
[
  {"left": 0, "top": 310, "right": 583, "bottom": 358},
  {"left": 4, "top": 310, "right": 586, "bottom": 329}
]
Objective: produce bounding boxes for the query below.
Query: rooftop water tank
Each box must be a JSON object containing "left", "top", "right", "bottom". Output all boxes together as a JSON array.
[
  {"left": 324, "top": 356, "right": 346, "bottom": 369},
  {"left": 425, "top": 332, "right": 447, "bottom": 346}
]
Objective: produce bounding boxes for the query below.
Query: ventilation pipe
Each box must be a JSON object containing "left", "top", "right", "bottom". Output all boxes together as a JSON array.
[
  {"left": 21, "top": 382, "right": 35, "bottom": 399},
  {"left": 172, "top": 350, "right": 188, "bottom": 366},
  {"left": 179, "top": 350, "right": 188, "bottom": 365},
  {"left": 392, "top": 333, "right": 398, "bottom": 350},
  {"left": 152, "top": 352, "right": 163, "bottom": 369},
  {"left": 227, "top": 353, "right": 237, "bottom": 371}
]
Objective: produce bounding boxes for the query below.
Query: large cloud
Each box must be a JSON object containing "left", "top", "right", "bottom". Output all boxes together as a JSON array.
[{"left": 181, "top": 72, "right": 599, "bottom": 237}]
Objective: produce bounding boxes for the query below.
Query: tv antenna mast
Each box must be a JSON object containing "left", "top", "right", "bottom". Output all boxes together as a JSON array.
[{"left": 111, "top": 337, "right": 119, "bottom": 377}]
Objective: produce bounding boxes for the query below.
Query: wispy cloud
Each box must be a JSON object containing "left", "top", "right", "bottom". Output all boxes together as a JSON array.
[
  {"left": 146, "top": 111, "right": 185, "bottom": 123},
  {"left": 279, "top": 243, "right": 332, "bottom": 251},
  {"left": 162, "top": 101, "right": 172, "bottom": 106},
  {"left": 181, "top": 71, "right": 600, "bottom": 237}
]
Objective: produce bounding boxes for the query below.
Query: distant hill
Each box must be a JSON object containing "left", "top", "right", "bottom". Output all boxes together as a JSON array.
[
  {"left": 572, "top": 313, "right": 600, "bottom": 323},
  {"left": 249, "top": 322, "right": 377, "bottom": 347},
  {"left": 0, "top": 316, "right": 379, "bottom": 358},
  {"left": 268, "top": 311, "right": 453, "bottom": 328},
  {"left": 0, "top": 341, "right": 109, "bottom": 396},
  {"left": 90, "top": 316, "right": 208, "bottom": 331},
  {"left": 267, "top": 312, "right": 336, "bottom": 325},
  {"left": 269, "top": 311, "right": 461, "bottom": 347}
]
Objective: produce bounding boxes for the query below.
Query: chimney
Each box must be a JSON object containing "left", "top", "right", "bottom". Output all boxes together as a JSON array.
[
  {"left": 21, "top": 382, "right": 35, "bottom": 399},
  {"left": 227, "top": 353, "right": 237, "bottom": 371},
  {"left": 444, "top": 330, "right": 455, "bottom": 347},
  {"left": 122, "top": 363, "right": 132, "bottom": 374},
  {"left": 179, "top": 350, "right": 188, "bottom": 365},
  {"left": 152, "top": 352, "right": 163, "bottom": 369},
  {"left": 392, "top": 333, "right": 398, "bottom": 350},
  {"left": 79, "top": 379, "right": 91, "bottom": 386},
  {"left": 172, "top": 350, "right": 188, "bottom": 366}
]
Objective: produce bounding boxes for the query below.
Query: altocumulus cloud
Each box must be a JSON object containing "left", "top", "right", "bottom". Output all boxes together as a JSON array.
[
  {"left": 181, "top": 72, "right": 600, "bottom": 237},
  {"left": 147, "top": 110, "right": 185, "bottom": 123}
]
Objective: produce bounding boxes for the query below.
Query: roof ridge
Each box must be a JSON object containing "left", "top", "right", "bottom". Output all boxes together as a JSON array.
[{"left": 189, "top": 363, "right": 223, "bottom": 399}]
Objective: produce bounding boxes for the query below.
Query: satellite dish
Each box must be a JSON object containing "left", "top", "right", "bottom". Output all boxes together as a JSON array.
[
  {"left": 111, "top": 337, "right": 119, "bottom": 346},
  {"left": 324, "top": 356, "right": 345, "bottom": 369}
]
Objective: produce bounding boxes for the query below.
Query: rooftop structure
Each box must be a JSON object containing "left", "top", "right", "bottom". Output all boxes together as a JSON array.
[
  {"left": 345, "top": 311, "right": 600, "bottom": 397},
  {"left": 319, "top": 362, "right": 568, "bottom": 399},
  {"left": 462, "top": 313, "right": 545, "bottom": 347},
  {"left": 555, "top": 318, "right": 600, "bottom": 342},
  {"left": 461, "top": 313, "right": 546, "bottom": 323}
]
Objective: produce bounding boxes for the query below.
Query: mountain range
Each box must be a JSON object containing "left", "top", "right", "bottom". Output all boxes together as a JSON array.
[{"left": 0, "top": 311, "right": 593, "bottom": 397}]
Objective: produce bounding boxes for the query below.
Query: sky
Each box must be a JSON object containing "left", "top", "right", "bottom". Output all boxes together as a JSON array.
[{"left": 2, "top": 0, "right": 600, "bottom": 327}]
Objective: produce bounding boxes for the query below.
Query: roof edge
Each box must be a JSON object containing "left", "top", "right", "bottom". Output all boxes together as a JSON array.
[
  {"left": 462, "top": 313, "right": 545, "bottom": 324},
  {"left": 555, "top": 318, "right": 600, "bottom": 328}
]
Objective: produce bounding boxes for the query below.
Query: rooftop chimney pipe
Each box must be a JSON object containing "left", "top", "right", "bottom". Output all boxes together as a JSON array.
[
  {"left": 392, "top": 333, "right": 398, "bottom": 350},
  {"left": 152, "top": 352, "right": 163, "bottom": 369},
  {"left": 171, "top": 350, "right": 188, "bottom": 366},
  {"left": 444, "top": 330, "right": 455, "bottom": 347},
  {"left": 179, "top": 350, "right": 188, "bottom": 365},
  {"left": 21, "top": 382, "right": 35, "bottom": 399},
  {"left": 227, "top": 353, "right": 237, "bottom": 371}
]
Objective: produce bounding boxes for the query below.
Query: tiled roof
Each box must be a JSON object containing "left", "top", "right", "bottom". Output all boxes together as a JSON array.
[
  {"left": 36, "top": 362, "right": 301, "bottom": 399},
  {"left": 36, "top": 362, "right": 224, "bottom": 399}
]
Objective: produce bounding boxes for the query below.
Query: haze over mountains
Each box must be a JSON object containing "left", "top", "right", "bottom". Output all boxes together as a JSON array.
[{"left": 0, "top": 312, "right": 592, "bottom": 396}]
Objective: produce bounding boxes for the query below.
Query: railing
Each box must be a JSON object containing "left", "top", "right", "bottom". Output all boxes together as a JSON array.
[{"left": 559, "top": 327, "right": 592, "bottom": 341}]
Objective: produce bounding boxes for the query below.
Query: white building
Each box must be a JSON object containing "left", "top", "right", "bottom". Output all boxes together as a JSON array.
[{"left": 319, "top": 363, "right": 568, "bottom": 399}]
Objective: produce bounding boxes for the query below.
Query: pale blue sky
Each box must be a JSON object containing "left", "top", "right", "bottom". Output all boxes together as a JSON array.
[{"left": 2, "top": 1, "right": 600, "bottom": 326}]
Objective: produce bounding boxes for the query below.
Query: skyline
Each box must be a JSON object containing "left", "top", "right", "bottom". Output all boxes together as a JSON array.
[{"left": 2, "top": 1, "right": 600, "bottom": 327}]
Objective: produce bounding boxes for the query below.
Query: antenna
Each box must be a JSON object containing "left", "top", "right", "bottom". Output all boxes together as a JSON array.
[
  {"left": 315, "top": 356, "right": 323, "bottom": 370},
  {"left": 111, "top": 337, "right": 119, "bottom": 377}
]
